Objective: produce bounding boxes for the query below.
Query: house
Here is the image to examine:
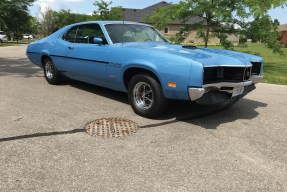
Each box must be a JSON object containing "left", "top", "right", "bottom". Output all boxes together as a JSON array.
[
  {"left": 279, "top": 24, "right": 287, "bottom": 46},
  {"left": 123, "top": 1, "right": 239, "bottom": 45}
]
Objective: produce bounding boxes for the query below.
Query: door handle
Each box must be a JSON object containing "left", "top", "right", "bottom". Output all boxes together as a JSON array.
[{"left": 68, "top": 46, "right": 74, "bottom": 50}]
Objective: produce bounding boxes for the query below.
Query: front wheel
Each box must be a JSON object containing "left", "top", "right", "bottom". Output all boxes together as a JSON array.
[
  {"left": 43, "top": 57, "right": 62, "bottom": 85},
  {"left": 128, "top": 74, "right": 167, "bottom": 118}
]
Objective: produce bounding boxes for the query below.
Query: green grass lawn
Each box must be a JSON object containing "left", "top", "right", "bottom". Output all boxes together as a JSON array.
[
  {"left": 233, "top": 43, "right": 287, "bottom": 85},
  {"left": 0, "top": 40, "right": 33, "bottom": 47}
]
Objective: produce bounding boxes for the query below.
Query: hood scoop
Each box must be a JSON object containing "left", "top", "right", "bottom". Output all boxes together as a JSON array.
[{"left": 182, "top": 45, "right": 197, "bottom": 49}]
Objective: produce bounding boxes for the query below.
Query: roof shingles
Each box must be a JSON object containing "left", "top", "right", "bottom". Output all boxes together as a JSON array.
[
  {"left": 123, "top": 1, "right": 202, "bottom": 25},
  {"left": 279, "top": 24, "right": 287, "bottom": 32}
]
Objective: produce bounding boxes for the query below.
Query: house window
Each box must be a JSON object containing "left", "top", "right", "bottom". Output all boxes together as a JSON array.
[
  {"left": 180, "top": 27, "right": 186, "bottom": 35},
  {"left": 164, "top": 27, "right": 169, "bottom": 34}
]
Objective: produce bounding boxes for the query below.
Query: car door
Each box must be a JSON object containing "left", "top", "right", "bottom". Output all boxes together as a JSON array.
[{"left": 63, "top": 24, "right": 109, "bottom": 85}]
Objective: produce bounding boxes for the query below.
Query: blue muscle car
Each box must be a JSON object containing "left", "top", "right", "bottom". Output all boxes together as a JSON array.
[{"left": 26, "top": 21, "right": 263, "bottom": 118}]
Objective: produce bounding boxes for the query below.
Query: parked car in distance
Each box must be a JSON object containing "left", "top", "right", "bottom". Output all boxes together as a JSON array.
[
  {"left": 23, "top": 34, "right": 34, "bottom": 39},
  {"left": 0, "top": 31, "right": 8, "bottom": 44},
  {"left": 26, "top": 21, "right": 263, "bottom": 118}
]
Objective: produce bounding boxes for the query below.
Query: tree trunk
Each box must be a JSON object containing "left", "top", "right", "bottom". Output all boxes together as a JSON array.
[
  {"left": 204, "top": 8, "right": 212, "bottom": 48},
  {"left": 205, "top": 25, "right": 210, "bottom": 48}
]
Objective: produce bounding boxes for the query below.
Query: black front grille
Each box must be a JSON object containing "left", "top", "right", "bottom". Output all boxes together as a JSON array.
[
  {"left": 251, "top": 62, "right": 262, "bottom": 75},
  {"left": 204, "top": 67, "right": 251, "bottom": 84}
]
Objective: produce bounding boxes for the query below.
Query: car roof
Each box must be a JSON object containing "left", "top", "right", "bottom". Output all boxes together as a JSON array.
[
  {"left": 68, "top": 21, "right": 151, "bottom": 27},
  {"left": 47, "top": 21, "right": 154, "bottom": 41}
]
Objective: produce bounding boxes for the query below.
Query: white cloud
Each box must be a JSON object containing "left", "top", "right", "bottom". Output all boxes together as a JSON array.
[
  {"left": 63, "top": 0, "right": 85, "bottom": 2},
  {"left": 35, "top": 0, "right": 85, "bottom": 15}
]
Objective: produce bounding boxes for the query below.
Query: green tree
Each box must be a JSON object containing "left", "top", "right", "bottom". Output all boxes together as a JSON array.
[
  {"left": 72, "top": 13, "right": 96, "bottom": 23},
  {"left": 0, "top": 0, "right": 35, "bottom": 34},
  {"left": 53, "top": 10, "right": 77, "bottom": 30},
  {"left": 53, "top": 9, "right": 95, "bottom": 30},
  {"left": 93, "top": 0, "right": 122, "bottom": 20},
  {"left": 37, "top": 8, "right": 97, "bottom": 37},
  {"left": 39, "top": 8, "right": 57, "bottom": 36},
  {"left": 246, "top": 16, "right": 282, "bottom": 53},
  {"left": 145, "top": 0, "right": 287, "bottom": 52},
  {"left": 27, "top": 16, "right": 39, "bottom": 34},
  {"left": 0, "top": 18, "right": 7, "bottom": 31},
  {"left": 145, "top": 1, "right": 244, "bottom": 48}
]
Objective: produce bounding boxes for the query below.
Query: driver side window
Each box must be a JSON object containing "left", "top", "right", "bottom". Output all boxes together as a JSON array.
[
  {"left": 75, "top": 24, "right": 107, "bottom": 44},
  {"left": 63, "top": 27, "right": 78, "bottom": 43},
  {"left": 63, "top": 24, "right": 108, "bottom": 44}
]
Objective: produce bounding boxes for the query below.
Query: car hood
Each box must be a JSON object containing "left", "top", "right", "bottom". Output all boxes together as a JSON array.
[{"left": 122, "top": 42, "right": 263, "bottom": 67}]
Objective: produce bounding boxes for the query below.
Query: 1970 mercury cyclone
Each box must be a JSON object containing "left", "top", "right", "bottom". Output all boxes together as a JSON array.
[{"left": 26, "top": 21, "right": 263, "bottom": 118}]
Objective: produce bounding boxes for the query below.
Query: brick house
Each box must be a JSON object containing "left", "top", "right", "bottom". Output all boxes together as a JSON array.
[
  {"left": 123, "top": 1, "right": 239, "bottom": 45},
  {"left": 279, "top": 24, "right": 287, "bottom": 46}
]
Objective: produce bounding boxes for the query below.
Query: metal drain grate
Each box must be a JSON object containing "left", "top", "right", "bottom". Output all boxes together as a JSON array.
[{"left": 85, "top": 118, "right": 139, "bottom": 138}]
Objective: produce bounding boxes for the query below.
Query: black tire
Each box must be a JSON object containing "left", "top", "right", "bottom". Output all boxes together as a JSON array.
[
  {"left": 0, "top": 40, "right": 2, "bottom": 45},
  {"left": 43, "top": 57, "right": 62, "bottom": 85},
  {"left": 128, "top": 74, "right": 167, "bottom": 118}
]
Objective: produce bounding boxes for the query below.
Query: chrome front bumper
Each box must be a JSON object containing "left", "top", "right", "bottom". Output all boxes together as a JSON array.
[
  {"left": 189, "top": 75, "right": 263, "bottom": 101},
  {"left": 250, "top": 75, "right": 263, "bottom": 84}
]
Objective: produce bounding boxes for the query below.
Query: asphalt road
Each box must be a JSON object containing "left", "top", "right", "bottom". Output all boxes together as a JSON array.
[{"left": 0, "top": 45, "right": 287, "bottom": 192}]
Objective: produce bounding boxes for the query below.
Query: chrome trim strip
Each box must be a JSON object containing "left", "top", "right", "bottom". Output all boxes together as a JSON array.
[
  {"left": 203, "top": 81, "right": 253, "bottom": 89},
  {"left": 204, "top": 64, "right": 252, "bottom": 68},
  {"left": 250, "top": 75, "right": 263, "bottom": 84}
]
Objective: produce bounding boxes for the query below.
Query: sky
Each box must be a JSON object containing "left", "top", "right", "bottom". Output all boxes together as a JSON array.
[{"left": 29, "top": 0, "right": 287, "bottom": 24}]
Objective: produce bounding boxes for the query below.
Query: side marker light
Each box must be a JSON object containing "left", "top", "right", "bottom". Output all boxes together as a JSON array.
[{"left": 168, "top": 81, "right": 176, "bottom": 88}]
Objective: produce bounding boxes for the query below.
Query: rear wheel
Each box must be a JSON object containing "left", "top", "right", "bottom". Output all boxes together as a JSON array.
[
  {"left": 43, "top": 57, "right": 62, "bottom": 85},
  {"left": 128, "top": 74, "right": 167, "bottom": 118}
]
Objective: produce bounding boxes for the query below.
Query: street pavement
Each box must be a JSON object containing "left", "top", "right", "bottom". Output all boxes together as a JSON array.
[{"left": 0, "top": 45, "right": 287, "bottom": 192}]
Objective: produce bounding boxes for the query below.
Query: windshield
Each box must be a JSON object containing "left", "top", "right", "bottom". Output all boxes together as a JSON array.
[{"left": 105, "top": 24, "right": 168, "bottom": 44}]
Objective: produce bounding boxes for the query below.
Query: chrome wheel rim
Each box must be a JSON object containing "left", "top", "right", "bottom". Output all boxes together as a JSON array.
[
  {"left": 45, "top": 61, "right": 54, "bottom": 79},
  {"left": 133, "top": 82, "right": 153, "bottom": 110}
]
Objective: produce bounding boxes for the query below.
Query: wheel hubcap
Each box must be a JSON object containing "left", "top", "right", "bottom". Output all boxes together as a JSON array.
[
  {"left": 133, "top": 82, "right": 153, "bottom": 110},
  {"left": 45, "top": 61, "right": 54, "bottom": 79}
]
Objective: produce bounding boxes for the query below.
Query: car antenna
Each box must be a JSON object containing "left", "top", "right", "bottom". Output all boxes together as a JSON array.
[{"left": 122, "top": 8, "right": 125, "bottom": 47}]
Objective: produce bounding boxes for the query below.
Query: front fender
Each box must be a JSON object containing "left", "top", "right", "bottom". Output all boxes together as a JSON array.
[
  {"left": 107, "top": 46, "right": 194, "bottom": 100},
  {"left": 189, "top": 60, "right": 204, "bottom": 87},
  {"left": 123, "top": 56, "right": 193, "bottom": 100}
]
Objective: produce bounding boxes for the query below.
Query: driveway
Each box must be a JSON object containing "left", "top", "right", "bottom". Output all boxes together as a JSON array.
[{"left": 0, "top": 45, "right": 287, "bottom": 192}]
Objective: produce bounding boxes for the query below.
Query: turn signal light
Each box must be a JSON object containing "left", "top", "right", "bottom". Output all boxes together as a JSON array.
[{"left": 168, "top": 81, "right": 176, "bottom": 88}]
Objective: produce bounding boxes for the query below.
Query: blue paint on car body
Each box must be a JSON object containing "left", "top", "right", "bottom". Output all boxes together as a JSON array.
[{"left": 26, "top": 21, "right": 264, "bottom": 117}]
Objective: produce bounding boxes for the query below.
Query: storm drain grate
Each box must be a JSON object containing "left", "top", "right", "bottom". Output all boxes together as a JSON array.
[{"left": 85, "top": 118, "right": 139, "bottom": 138}]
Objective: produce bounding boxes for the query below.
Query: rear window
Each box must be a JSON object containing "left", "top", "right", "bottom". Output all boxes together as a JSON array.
[{"left": 0, "top": 32, "right": 5, "bottom": 35}]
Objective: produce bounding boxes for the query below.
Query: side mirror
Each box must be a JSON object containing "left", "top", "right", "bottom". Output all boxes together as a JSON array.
[{"left": 93, "top": 37, "right": 103, "bottom": 45}]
